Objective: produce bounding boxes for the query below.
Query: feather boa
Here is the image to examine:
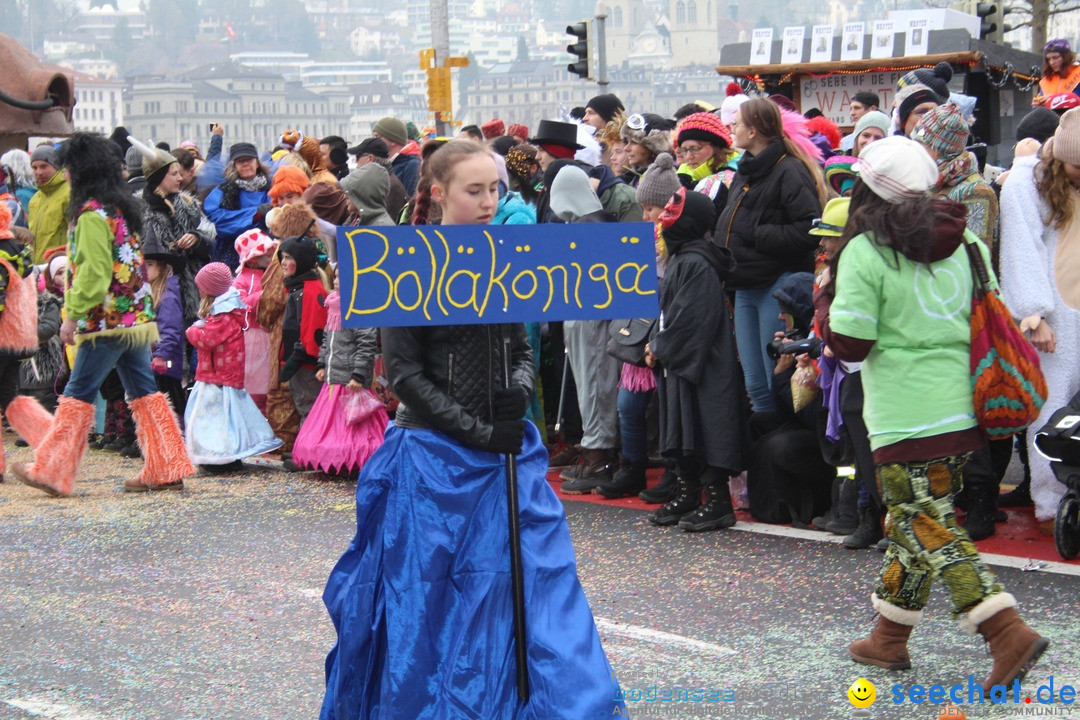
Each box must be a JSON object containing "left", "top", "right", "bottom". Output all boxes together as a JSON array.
[{"left": 779, "top": 109, "right": 825, "bottom": 163}]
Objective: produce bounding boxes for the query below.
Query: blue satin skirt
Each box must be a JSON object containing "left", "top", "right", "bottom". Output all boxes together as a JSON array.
[{"left": 320, "top": 421, "right": 625, "bottom": 719}]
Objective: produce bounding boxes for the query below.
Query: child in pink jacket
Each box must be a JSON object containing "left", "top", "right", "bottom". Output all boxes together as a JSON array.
[
  {"left": 232, "top": 229, "right": 278, "bottom": 414},
  {"left": 185, "top": 262, "right": 281, "bottom": 473}
]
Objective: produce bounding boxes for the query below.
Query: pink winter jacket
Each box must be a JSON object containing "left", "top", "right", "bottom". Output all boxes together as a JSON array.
[
  {"left": 233, "top": 266, "right": 266, "bottom": 332},
  {"left": 186, "top": 308, "right": 246, "bottom": 388}
]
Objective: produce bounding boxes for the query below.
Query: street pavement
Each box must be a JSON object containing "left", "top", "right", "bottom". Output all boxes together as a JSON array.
[{"left": 0, "top": 444, "right": 1076, "bottom": 720}]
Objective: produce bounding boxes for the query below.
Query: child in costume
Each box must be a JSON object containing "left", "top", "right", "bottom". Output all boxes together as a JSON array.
[
  {"left": 319, "top": 140, "right": 623, "bottom": 719},
  {"left": 14, "top": 132, "right": 194, "bottom": 496},
  {"left": 141, "top": 235, "right": 187, "bottom": 420},
  {"left": 232, "top": 229, "right": 278, "bottom": 414},
  {"left": 290, "top": 272, "right": 386, "bottom": 476},
  {"left": 184, "top": 262, "right": 282, "bottom": 472},
  {"left": 276, "top": 236, "right": 328, "bottom": 428},
  {"left": 0, "top": 202, "right": 54, "bottom": 482}
]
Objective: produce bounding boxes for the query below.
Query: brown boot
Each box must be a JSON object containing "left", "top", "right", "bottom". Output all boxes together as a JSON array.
[
  {"left": 963, "top": 593, "right": 1049, "bottom": 691},
  {"left": 124, "top": 392, "right": 195, "bottom": 492},
  {"left": 849, "top": 595, "right": 919, "bottom": 671},
  {"left": 12, "top": 396, "right": 95, "bottom": 497},
  {"left": 560, "top": 448, "right": 614, "bottom": 493}
]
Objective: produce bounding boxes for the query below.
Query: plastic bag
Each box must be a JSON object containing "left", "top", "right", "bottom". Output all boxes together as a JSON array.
[
  {"left": 790, "top": 363, "right": 820, "bottom": 413},
  {"left": 340, "top": 387, "right": 383, "bottom": 425}
]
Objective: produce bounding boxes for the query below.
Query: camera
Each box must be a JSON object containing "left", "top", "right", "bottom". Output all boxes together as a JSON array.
[{"left": 766, "top": 331, "right": 823, "bottom": 361}]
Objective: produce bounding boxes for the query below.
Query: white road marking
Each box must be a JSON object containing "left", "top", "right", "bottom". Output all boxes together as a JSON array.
[
  {"left": 595, "top": 618, "right": 736, "bottom": 657},
  {"left": 2, "top": 698, "right": 104, "bottom": 720},
  {"left": 729, "top": 520, "right": 1080, "bottom": 577}
]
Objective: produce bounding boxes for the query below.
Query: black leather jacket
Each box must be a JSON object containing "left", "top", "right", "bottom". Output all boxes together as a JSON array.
[{"left": 383, "top": 323, "right": 534, "bottom": 450}]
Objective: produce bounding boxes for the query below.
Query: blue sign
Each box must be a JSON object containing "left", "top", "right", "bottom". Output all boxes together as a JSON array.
[{"left": 336, "top": 223, "right": 659, "bottom": 327}]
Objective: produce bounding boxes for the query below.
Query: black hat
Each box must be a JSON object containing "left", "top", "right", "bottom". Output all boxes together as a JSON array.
[
  {"left": 348, "top": 137, "right": 389, "bottom": 159},
  {"left": 1016, "top": 106, "right": 1060, "bottom": 144},
  {"left": 229, "top": 142, "right": 259, "bottom": 162},
  {"left": 279, "top": 236, "right": 320, "bottom": 277},
  {"left": 528, "top": 119, "right": 584, "bottom": 150},
  {"left": 586, "top": 93, "right": 625, "bottom": 123},
  {"left": 897, "top": 88, "right": 939, "bottom": 131},
  {"left": 140, "top": 232, "right": 185, "bottom": 274}
]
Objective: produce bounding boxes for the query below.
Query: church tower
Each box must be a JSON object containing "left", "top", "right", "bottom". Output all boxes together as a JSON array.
[
  {"left": 667, "top": 0, "right": 719, "bottom": 68},
  {"left": 595, "top": 0, "right": 646, "bottom": 68}
]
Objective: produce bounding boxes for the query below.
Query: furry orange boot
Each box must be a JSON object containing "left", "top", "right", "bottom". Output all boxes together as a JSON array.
[
  {"left": 124, "top": 392, "right": 194, "bottom": 492},
  {"left": 12, "top": 396, "right": 95, "bottom": 497},
  {"left": 6, "top": 395, "right": 55, "bottom": 448}
]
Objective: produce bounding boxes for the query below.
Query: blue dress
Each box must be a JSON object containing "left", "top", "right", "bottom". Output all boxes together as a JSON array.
[{"left": 320, "top": 421, "right": 624, "bottom": 719}]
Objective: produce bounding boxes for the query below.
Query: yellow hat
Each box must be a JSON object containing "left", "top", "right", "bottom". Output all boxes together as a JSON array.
[{"left": 809, "top": 197, "right": 850, "bottom": 238}]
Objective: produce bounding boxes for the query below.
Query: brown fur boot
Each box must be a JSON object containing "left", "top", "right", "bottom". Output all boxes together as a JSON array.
[
  {"left": 124, "top": 392, "right": 195, "bottom": 492},
  {"left": 12, "top": 396, "right": 95, "bottom": 497},
  {"left": 849, "top": 595, "right": 919, "bottom": 671},
  {"left": 962, "top": 593, "right": 1049, "bottom": 691}
]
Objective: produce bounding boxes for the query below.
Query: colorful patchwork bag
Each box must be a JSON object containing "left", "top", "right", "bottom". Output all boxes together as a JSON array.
[{"left": 964, "top": 237, "right": 1047, "bottom": 438}]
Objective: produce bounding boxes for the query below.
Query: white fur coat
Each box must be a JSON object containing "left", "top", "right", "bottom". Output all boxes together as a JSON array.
[{"left": 999, "top": 154, "right": 1080, "bottom": 521}]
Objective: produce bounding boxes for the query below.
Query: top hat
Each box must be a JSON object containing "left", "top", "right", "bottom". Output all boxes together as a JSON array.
[{"left": 529, "top": 119, "right": 584, "bottom": 150}]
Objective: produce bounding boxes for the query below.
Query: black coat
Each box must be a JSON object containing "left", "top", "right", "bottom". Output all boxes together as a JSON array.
[
  {"left": 649, "top": 243, "right": 745, "bottom": 472},
  {"left": 713, "top": 138, "right": 822, "bottom": 291}
]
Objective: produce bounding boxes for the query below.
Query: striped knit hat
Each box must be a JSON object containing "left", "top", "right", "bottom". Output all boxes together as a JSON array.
[
  {"left": 677, "top": 112, "right": 732, "bottom": 148},
  {"left": 911, "top": 103, "right": 969, "bottom": 160},
  {"left": 823, "top": 155, "right": 857, "bottom": 196}
]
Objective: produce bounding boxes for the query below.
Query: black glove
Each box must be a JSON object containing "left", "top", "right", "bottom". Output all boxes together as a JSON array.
[
  {"left": 253, "top": 203, "right": 273, "bottom": 226},
  {"left": 279, "top": 350, "right": 304, "bottom": 383},
  {"left": 492, "top": 386, "right": 529, "bottom": 421},
  {"left": 486, "top": 419, "right": 525, "bottom": 455}
]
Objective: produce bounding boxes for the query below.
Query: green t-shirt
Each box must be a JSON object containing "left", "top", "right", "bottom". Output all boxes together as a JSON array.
[{"left": 829, "top": 231, "right": 995, "bottom": 451}]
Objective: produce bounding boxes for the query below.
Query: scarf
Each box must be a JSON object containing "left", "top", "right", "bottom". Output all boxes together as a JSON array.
[
  {"left": 218, "top": 174, "right": 269, "bottom": 210},
  {"left": 937, "top": 151, "right": 979, "bottom": 191}
]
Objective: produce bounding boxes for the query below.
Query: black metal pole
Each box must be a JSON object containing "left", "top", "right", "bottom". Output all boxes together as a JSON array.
[{"left": 502, "top": 329, "right": 530, "bottom": 703}]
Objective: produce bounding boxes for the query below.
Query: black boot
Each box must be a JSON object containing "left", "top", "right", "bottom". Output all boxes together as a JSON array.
[
  {"left": 560, "top": 448, "right": 615, "bottom": 494},
  {"left": 679, "top": 477, "right": 736, "bottom": 532},
  {"left": 827, "top": 477, "right": 859, "bottom": 534},
  {"left": 964, "top": 489, "right": 998, "bottom": 541},
  {"left": 648, "top": 471, "right": 701, "bottom": 526},
  {"left": 639, "top": 468, "right": 678, "bottom": 504},
  {"left": 596, "top": 459, "right": 646, "bottom": 499},
  {"left": 843, "top": 505, "right": 884, "bottom": 549},
  {"left": 998, "top": 476, "right": 1032, "bottom": 508}
]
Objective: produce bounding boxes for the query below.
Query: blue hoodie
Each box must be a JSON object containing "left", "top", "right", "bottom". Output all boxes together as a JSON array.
[{"left": 494, "top": 192, "right": 536, "bottom": 225}]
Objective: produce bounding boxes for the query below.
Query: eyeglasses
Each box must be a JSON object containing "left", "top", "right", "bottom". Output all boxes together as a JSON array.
[
  {"left": 811, "top": 218, "right": 844, "bottom": 233},
  {"left": 626, "top": 113, "right": 646, "bottom": 131},
  {"left": 680, "top": 144, "right": 706, "bottom": 154}
]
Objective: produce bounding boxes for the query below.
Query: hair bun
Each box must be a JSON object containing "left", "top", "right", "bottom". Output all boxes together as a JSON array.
[
  {"left": 933, "top": 62, "right": 953, "bottom": 82},
  {"left": 654, "top": 152, "right": 675, "bottom": 171},
  {"left": 726, "top": 81, "right": 743, "bottom": 97}
]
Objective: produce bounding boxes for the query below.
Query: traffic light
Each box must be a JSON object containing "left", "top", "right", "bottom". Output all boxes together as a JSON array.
[
  {"left": 973, "top": 2, "right": 1003, "bottom": 43},
  {"left": 566, "top": 20, "right": 593, "bottom": 80}
]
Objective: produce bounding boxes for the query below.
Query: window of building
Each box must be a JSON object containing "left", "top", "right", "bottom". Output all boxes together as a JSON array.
[
  {"left": 688, "top": 0, "right": 697, "bottom": 22},
  {"left": 707, "top": 0, "right": 712, "bottom": 22},
  {"left": 613, "top": 6, "right": 623, "bottom": 27},
  {"left": 676, "top": 1, "right": 685, "bottom": 23}
]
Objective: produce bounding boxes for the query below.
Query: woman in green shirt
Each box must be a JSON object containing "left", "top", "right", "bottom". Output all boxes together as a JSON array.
[{"left": 817, "top": 136, "right": 1048, "bottom": 693}]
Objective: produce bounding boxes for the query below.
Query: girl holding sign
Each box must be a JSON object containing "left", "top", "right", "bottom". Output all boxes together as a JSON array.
[{"left": 319, "top": 140, "right": 623, "bottom": 719}]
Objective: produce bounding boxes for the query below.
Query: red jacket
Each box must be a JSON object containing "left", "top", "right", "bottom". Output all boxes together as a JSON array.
[{"left": 186, "top": 308, "right": 246, "bottom": 388}]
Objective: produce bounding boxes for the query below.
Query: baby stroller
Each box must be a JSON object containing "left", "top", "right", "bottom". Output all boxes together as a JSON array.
[{"left": 1033, "top": 390, "right": 1080, "bottom": 560}]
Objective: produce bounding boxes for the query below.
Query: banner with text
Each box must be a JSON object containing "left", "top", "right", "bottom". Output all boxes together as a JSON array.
[
  {"left": 797, "top": 71, "right": 906, "bottom": 127},
  {"left": 336, "top": 222, "right": 659, "bottom": 328}
]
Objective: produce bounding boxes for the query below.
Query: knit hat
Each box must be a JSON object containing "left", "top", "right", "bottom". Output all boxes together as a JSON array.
[
  {"left": 549, "top": 165, "right": 603, "bottom": 222},
  {"left": 897, "top": 87, "right": 939, "bottom": 132},
  {"left": 1051, "top": 107, "right": 1080, "bottom": 164},
  {"left": 278, "top": 236, "right": 320, "bottom": 277},
  {"left": 823, "top": 156, "right": 857, "bottom": 196},
  {"left": 481, "top": 119, "right": 506, "bottom": 139},
  {"left": 720, "top": 82, "right": 750, "bottom": 126},
  {"left": 677, "top": 112, "right": 732, "bottom": 148},
  {"left": 268, "top": 165, "right": 311, "bottom": 201},
  {"left": 636, "top": 153, "right": 681, "bottom": 208},
  {"left": 1045, "top": 38, "right": 1071, "bottom": 54},
  {"left": 406, "top": 121, "right": 421, "bottom": 142},
  {"left": 229, "top": 142, "right": 259, "bottom": 162},
  {"left": 586, "top": 94, "right": 625, "bottom": 123},
  {"left": 912, "top": 103, "right": 970, "bottom": 159},
  {"left": 373, "top": 117, "right": 408, "bottom": 147},
  {"left": 127, "top": 135, "right": 176, "bottom": 183},
  {"left": 853, "top": 110, "right": 892, "bottom": 144},
  {"left": 897, "top": 62, "right": 953, "bottom": 103},
  {"left": 852, "top": 136, "right": 938, "bottom": 204},
  {"left": 195, "top": 262, "right": 235, "bottom": 298},
  {"left": 48, "top": 254, "right": 68, "bottom": 281},
  {"left": 29, "top": 145, "right": 56, "bottom": 167},
  {"left": 278, "top": 129, "right": 303, "bottom": 151},
  {"left": 234, "top": 229, "right": 279, "bottom": 268},
  {"left": 809, "top": 197, "right": 851, "bottom": 238},
  {"left": 0, "top": 203, "right": 12, "bottom": 240},
  {"left": 124, "top": 146, "right": 144, "bottom": 176},
  {"left": 507, "top": 123, "right": 529, "bottom": 140},
  {"left": 1016, "top": 106, "right": 1060, "bottom": 144}
]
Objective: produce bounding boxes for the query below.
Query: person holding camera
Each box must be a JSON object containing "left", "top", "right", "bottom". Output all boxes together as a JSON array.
[{"left": 644, "top": 188, "right": 745, "bottom": 531}]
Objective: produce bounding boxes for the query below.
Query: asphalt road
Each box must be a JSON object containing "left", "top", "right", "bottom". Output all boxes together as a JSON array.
[{"left": 0, "top": 446, "right": 1076, "bottom": 720}]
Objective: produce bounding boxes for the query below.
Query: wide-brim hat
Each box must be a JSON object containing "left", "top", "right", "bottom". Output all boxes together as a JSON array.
[
  {"left": 529, "top": 119, "right": 584, "bottom": 150},
  {"left": 809, "top": 197, "right": 851, "bottom": 237}
]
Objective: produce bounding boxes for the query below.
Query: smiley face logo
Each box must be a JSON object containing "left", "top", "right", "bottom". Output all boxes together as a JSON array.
[{"left": 847, "top": 678, "right": 876, "bottom": 708}]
